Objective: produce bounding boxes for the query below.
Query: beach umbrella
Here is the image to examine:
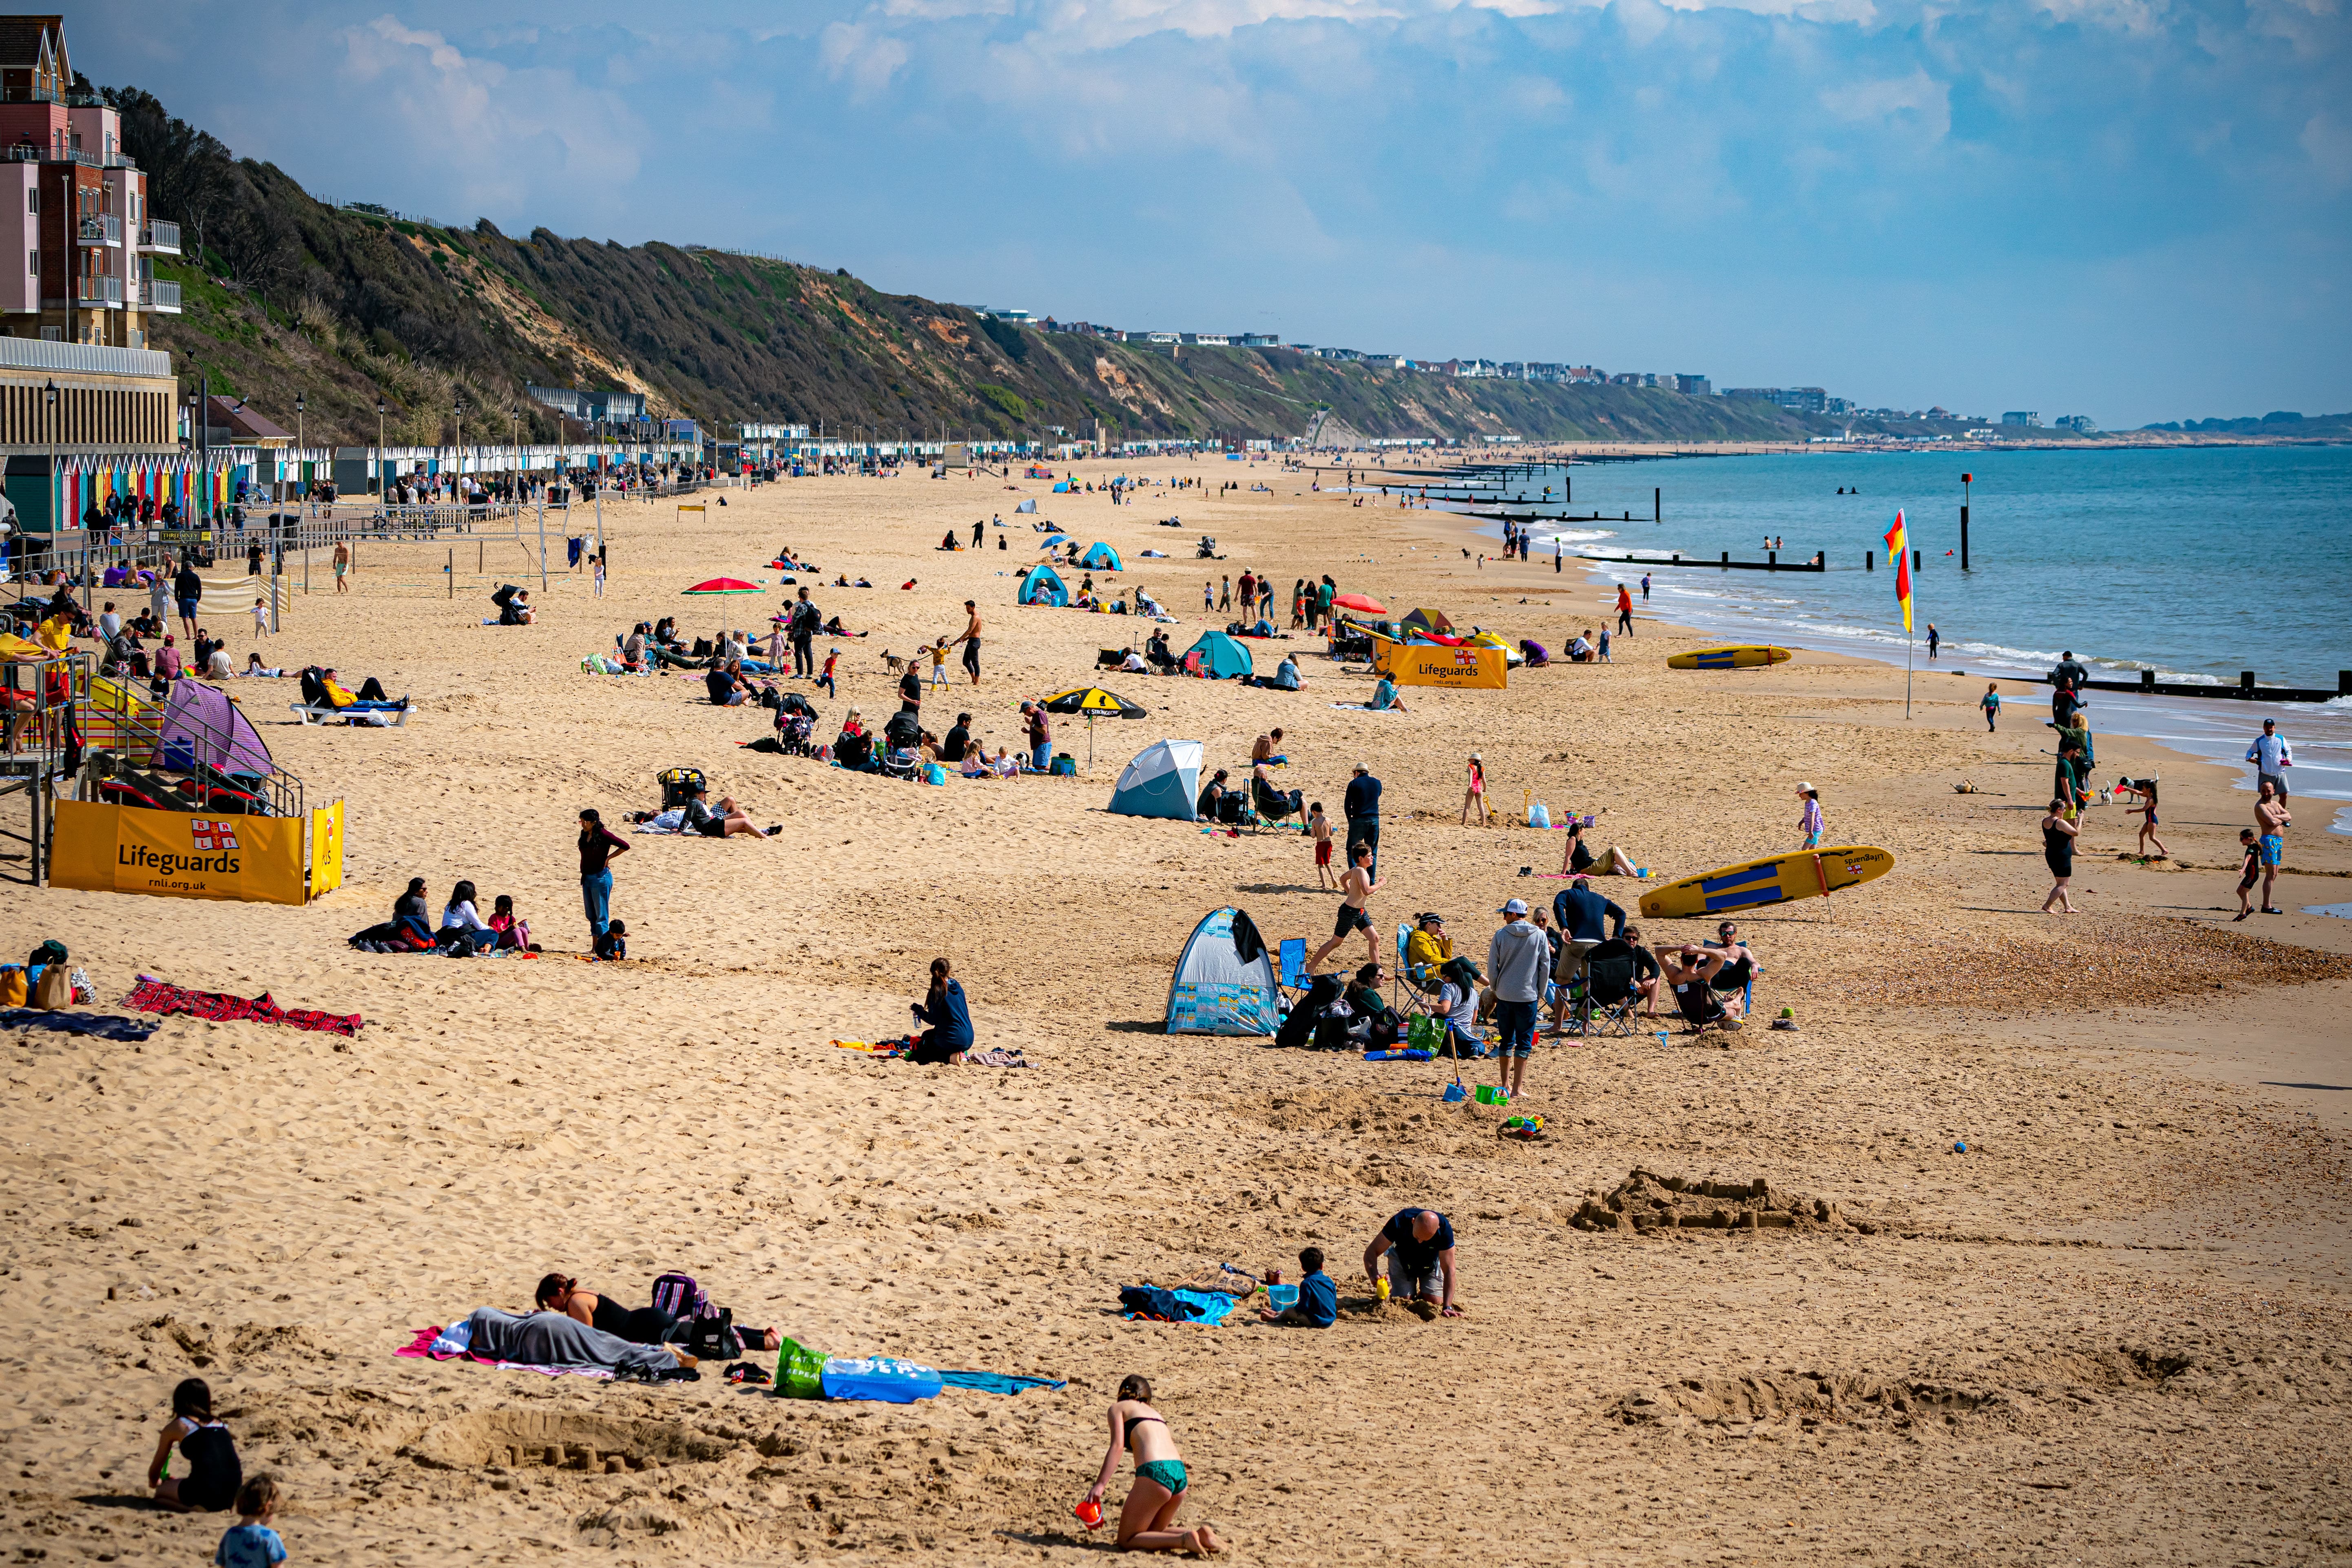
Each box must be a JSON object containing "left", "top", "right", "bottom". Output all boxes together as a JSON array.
[
  {"left": 1333, "top": 592, "right": 1386, "bottom": 615},
  {"left": 1038, "top": 536, "right": 1069, "bottom": 550},
  {"left": 1043, "top": 684, "right": 1148, "bottom": 764},
  {"left": 683, "top": 577, "right": 763, "bottom": 595}
]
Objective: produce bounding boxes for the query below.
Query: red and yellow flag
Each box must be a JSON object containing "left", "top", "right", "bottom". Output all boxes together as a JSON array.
[{"left": 1883, "top": 510, "right": 1913, "bottom": 634}]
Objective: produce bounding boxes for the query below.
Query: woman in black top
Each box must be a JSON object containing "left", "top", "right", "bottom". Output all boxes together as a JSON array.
[
  {"left": 536, "top": 1275, "right": 675, "bottom": 1344},
  {"left": 2040, "top": 798, "right": 2080, "bottom": 914}
]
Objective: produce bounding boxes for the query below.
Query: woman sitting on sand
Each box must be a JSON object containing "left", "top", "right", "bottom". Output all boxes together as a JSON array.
[
  {"left": 1560, "top": 820, "right": 1639, "bottom": 878},
  {"left": 909, "top": 957, "right": 974, "bottom": 1065},
  {"left": 436, "top": 880, "right": 499, "bottom": 953},
  {"left": 148, "top": 1377, "right": 241, "bottom": 1513},
  {"left": 1082, "top": 1375, "right": 1223, "bottom": 1556}
]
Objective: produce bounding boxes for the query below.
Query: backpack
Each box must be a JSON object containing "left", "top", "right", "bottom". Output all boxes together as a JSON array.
[{"left": 650, "top": 1272, "right": 708, "bottom": 1320}]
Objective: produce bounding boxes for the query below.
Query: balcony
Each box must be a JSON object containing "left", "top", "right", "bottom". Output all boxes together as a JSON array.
[
  {"left": 139, "top": 279, "right": 181, "bottom": 313},
  {"left": 139, "top": 219, "right": 180, "bottom": 254},
  {"left": 75, "top": 274, "right": 123, "bottom": 307},
  {"left": 76, "top": 214, "right": 122, "bottom": 246}
]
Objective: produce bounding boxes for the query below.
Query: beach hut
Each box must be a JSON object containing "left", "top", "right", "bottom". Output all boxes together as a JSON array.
[
  {"left": 1080, "top": 542, "right": 1123, "bottom": 571},
  {"left": 1108, "top": 739, "right": 1201, "bottom": 821},
  {"left": 1166, "top": 906, "right": 1279, "bottom": 1036},
  {"left": 1019, "top": 564, "right": 1069, "bottom": 607},
  {"left": 1182, "top": 630, "right": 1254, "bottom": 680}
]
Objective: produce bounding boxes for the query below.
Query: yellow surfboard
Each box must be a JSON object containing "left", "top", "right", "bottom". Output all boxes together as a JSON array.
[
  {"left": 1667, "top": 645, "right": 1793, "bottom": 670},
  {"left": 1639, "top": 844, "right": 1895, "bottom": 919}
]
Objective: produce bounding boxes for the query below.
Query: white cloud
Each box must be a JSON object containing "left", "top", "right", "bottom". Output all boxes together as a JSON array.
[
  {"left": 335, "top": 16, "right": 644, "bottom": 219},
  {"left": 1818, "top": 67, "right": 1951, "bottom": 141},
  {"left": 2303, "top": 110, "right": 2352, "bottom": 187},
  {"left": 819, "top": 20, "right": 913, "bottom": 95}
]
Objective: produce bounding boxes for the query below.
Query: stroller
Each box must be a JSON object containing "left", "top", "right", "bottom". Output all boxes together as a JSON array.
[
  {"left": 774, "top": 714, "right": 816, "bottom": 756},
  {"left": 659, "top": 767, "right": 708, "bottom": 809}
]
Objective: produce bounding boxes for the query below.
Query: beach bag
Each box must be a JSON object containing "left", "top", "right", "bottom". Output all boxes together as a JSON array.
[
  {"left": 1407, "top": 1013, "right": 1440, "bottom": 1051},
  {"left": 775, "top": 1337, "right": 827, "bottom": 1400},
  {"left": 686, "top": 1306, "right": 740, "bottom": 1361},
  {"left": 923, "top": 763, "right": 948, "bottom": 786},
  {"left": 1051, "top": 754, "right": 1077, "bottom": 777},
  {"left": 32, "top": 965, "right": 72, "bottom": 1010},
  {"left": 1527, "top": 801, "right": 1550, "bottom": 829},
  {"left": 0, "top": 966, "right": 20, "bottom": 1006},
  {"left": 650, "top": 1272, "right": 709, "bottom": 1321}
]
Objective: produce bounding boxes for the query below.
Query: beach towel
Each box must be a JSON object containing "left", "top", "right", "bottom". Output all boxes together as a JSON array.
[
  {"left": 1328, "top": 703, "right": 1406, "bottom": 712},
  {"left": 397, "top": 1308, "right": 680, "bottom": 1380},
  {"left": 1119, "top": 1287, "right": 1246, "bottom": 1326},
  {"left": 939, "top": 1370, "right": 1067, "bottom": 1395},
  {"left": 124, "top": 977, "right": 365, "bottom": 1037},
  {"left": 0, "top": 1008, "right": 159, "bottom": 1042}
]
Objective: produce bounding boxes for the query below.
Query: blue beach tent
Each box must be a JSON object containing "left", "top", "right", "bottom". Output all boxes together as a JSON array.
[
  {"left": 1108, "top": 739, "right": 1201, "bottom": 821},
  {"left": 1183, "top": 630, "right": 1254, "bottom": 680},
  {"left": 1019, "top": 564, "right": 1069, "bottom": 607},
  {"left": 1166, "top": 906, "right": 1280, "bottom": 1036},
  {"left": 1080, "top": 542, "right": 1123, "bottom": 571}
]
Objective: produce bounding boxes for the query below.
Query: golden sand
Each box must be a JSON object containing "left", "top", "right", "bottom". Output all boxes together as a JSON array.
[{"left": 2, "top": 455, "right": 2347, "bottom": 1564}]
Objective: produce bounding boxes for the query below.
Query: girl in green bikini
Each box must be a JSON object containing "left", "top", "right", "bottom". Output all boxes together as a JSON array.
[{"left": 1084, "top": 1375, "right": 1224, "bottom": 1555}]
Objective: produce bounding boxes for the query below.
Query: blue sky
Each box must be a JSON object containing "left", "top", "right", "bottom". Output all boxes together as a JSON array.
[{"left": 78, "top": 0, "right": 2351, "bottom": 427}]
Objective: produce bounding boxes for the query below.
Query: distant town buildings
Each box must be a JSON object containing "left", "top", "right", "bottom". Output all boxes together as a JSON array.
[
  {"left": 2054, "top": 414, "right": 2096, "bottom": 432},
  {"left": 526, "top": 384, "right": 651, "bottom": 427},
  {"left": 1727, "top": 387, "right": 1830, "bottom": 414},
  {"left": 2001, "top": 411, "right": 2041, "bottom": 427}
]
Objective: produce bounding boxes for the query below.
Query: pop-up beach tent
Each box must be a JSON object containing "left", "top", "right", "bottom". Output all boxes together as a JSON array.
[
  {"left": 1166, "top": 906, "right": 1279, "bottom": 1035},
  {"left": 1182, "top": 630, "right": 1254, "bottom": 680},
  {"left": 1014, "top": 499, "right": 1038, "bottom": 513},
  {"left": 159, "top": 681, "right": 275, "bottom": 775},
  {"left": 1108, "top": 739, "right": 1201, "bottom": 820},
  {"left": 1080, "top": 542, "right": 1123, "bottom": 571},
  {"left": 1019, "top": 564, "right": 1069, "bottom": 607}
]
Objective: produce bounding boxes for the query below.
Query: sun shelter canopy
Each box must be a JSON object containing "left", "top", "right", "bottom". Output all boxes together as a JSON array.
[
  {"left": 1080, "top": 542, "right": 1124, "bottom": 571},
  {"left": 684, "top": 577, "right": 763, "bottom": 594},
  {"left": 1019, "top": 564, "right": 1069, "bottom": 606},
  {"left": 1015, "top": 499, "right": 1038, "bottom": 513},
  {"left": 1044, "top": 686, "right": 1147, "bottom": 717},
  {"left": 1402, "top": 607, "right": 1455, "bottom": 635},
  {"left": 159, "top": 681, "right": 275, "bottom": 776},
  {"left": 1108, "top": 739, "right": 1202, "bottom": 820},
  {"left": 1037, "top": 535, "right": 1069, "bottom": 551},
  {"left": 1183, "top": 630, "right": 1254, "bottom": 680},
  {"left": 1166, "top": 906, "right": 1279, "bottom": 1035}
]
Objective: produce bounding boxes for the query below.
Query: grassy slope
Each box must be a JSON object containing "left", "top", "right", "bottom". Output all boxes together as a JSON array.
[{"left": 144, "top": 161, "right": 1814, "bottom": 449}]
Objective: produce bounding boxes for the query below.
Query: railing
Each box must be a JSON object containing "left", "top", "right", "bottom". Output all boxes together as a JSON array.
[
  {"left": 77, "top": 214, "right": 122, "bottom": 245},
  {"left": 140, "top": 219, "right": 180, "bottom": 251},
  {"left": 75, "top": 274, "right": 123, "bottom": 306},
  {"left": 139, "top": 279, "right": 181, "bottom": 310}
]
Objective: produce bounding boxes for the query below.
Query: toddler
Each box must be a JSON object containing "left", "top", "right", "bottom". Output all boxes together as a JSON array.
[{"left": 215, "top": 1476, "right": 287, "bottom": 1568}]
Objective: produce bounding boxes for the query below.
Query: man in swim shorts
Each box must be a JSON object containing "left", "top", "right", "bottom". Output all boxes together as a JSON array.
[
  {"left": 951, "top": 600, "right": 982, "bottom": 684},
  {"left": 1307, "top": 843, "right": 1381, "bottom": 972},
  {"left": 2254, "top": 781, "right": 2290, "bottom": 915}
]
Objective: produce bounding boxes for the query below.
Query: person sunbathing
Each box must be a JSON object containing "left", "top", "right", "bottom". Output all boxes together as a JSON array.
[
  {"left": 319, "top": 668, "right": 404, "bottom": 709},
  {"left": 240, "top": 653, "right": 284, "bottom": 677},
  {"left": 534, "top": 1274, "right": 780, "bottom": 1351},
  {"left": 822, "top": 614, "right": 864, "bottom": 638},
  {"left": 681, "top": 782, "right": 771, "bottom": 838}
]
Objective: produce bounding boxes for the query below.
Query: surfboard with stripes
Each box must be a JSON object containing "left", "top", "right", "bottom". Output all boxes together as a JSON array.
[{"left": 1638, "top": 845, "right": 1894, "bottom": 919}]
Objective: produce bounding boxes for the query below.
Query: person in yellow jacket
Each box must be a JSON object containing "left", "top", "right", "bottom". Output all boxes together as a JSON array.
[{"left": 1404, "top": 911, "right": 1455, "bottom": 991}]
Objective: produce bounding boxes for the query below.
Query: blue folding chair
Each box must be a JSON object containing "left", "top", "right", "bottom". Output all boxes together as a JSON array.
[{"left": 1279, "top": 938, "right": 1307, "bottom": 991}]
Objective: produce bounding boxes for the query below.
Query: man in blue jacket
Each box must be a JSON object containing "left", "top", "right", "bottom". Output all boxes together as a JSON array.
[
  {"left": 1343, "top": 763, "right": 1382, "bottom": 879},
  {"left": 1550, "top": 875, "right": 1626, "bottom": 1033}
]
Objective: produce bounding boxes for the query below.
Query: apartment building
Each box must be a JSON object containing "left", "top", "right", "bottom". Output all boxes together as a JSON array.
[{"left": 0, "top": 16, "right": 181, "bottom": 351}]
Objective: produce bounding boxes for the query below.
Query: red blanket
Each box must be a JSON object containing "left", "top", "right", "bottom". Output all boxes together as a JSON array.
[{"left": 124, "top": 977, "right": 366, "bottom": 1037}]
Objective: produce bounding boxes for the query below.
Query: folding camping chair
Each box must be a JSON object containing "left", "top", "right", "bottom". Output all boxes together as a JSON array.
[
  {"left": 1575, "top": 953, "right": 1642, "bottom": 1037},
  {"left": 1252, "top": 775, "right": 1303, "bottom": 829}
]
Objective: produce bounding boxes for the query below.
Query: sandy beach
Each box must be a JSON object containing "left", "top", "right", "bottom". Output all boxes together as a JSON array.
[{"left": 2, "top": 455, "right": 2347, "bottom": 1565}]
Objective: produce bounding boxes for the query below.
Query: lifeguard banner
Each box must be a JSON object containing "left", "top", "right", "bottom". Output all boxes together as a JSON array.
[
  {"left": 1379, "top": 642, "right": 1508, "bottom": 690},
  {"left": 309, "top": 799, "right": 345, "bottom": 896},
  {"left": 50, "top": 801, "right": 319, "bottom": 905}
]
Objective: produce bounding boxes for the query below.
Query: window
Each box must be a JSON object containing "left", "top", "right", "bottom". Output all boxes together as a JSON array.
[
  {"left": 26, "top": 248, "right": 35, "bottom": 276},
  {"left": 24, "top": 188, "right": 34, "bottom": 215}
]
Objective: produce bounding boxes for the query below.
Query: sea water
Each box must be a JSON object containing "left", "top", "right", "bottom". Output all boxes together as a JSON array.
[{"left": 1459, "top": 444, "right": 2352, "bottom": 831}]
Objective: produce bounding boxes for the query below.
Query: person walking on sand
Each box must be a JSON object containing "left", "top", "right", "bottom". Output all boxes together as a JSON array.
[
  {"left": 1641, "top": 572, "right": 1651, "bottom": 604},
  {"left": 2233, "top": 828, "right": 2263, "bottom": 922},
  {"left": 1981, "top": 682, "right": 2001, "bottom": 732},
  {"left": 1797, "top": 783, "right": 1824, "bottom": 849},
  {"left": 2255, "top": 781, "right": 2291, "bottom": 913},
  {"left": 2246, "top": 718, "right": 2291, "bottom": 800},
  {"left": 1081, "top": 1376, "right": 1223, "bottom": 1556},
  {"left": 1343, "top": 762, "right": 1382, "bottom": 880},
  {"left": 1203, "top": 579, "right": 1214, "bottom": 613},
  {"left": 1461, "top": 752, "right": 1493, "bottom": 826},
  {"left": 2120, "top": 775, "right": 2168, "bottom": 860},
  {"left": 1309, "top": 801, "right": 1336, "bottom": 890},
  {"left": 950, "top": 600, "right": 983, "bottom": 685},
  {"left": 1615, "top": 582, "right": 1633, "bottom": 635},
  {"left": 1308, "top": 843, "right": 1382, "bottom": 973},
  {"left": 2040, "top": 797, "right": 2080, "bottom": 914},
  {"left": 332, "top": 540, "right": 351, "bottom": 593},
  {"left": 1219, "top": 575, "right": 1232, "bottom": 612},
  {"left": 1926, "top": 622, "right": 1940, "bottom": 660},
  {"left": 789, "top": 587, "right": 820, "bottom": 678}
]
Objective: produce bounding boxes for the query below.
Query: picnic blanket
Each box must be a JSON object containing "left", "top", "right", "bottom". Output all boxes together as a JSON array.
[
  {"left": 124, "top": 977, "right": 365, "bottom": 1037},
  {"left": 0, "top": 1008, "right": 159, "bottom": 1042}
]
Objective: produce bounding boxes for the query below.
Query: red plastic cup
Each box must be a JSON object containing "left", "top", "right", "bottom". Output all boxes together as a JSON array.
[{"left": 1074, "top": 1499, "right": 1104, "bottom": 1530}]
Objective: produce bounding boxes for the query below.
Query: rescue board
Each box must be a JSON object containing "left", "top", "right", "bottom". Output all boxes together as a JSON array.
[
  {"left": 1666, "top": 645, "right": 1793, "bottom": 670},
  {"left": 1639, "top": 845, "right": 1895, "bottom": 919}
]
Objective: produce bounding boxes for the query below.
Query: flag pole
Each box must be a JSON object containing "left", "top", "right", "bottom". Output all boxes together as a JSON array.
[{"left": 1905, "top": 626, "right": 1914, "bottom": 720}]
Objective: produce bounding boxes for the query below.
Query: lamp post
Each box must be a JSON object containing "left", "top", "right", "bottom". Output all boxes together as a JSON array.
[
  {"left": 376, "top": 398, "right": 387, "bottom": 500},
  {"left": 294, "top": 394, "right": 305, "bottom": 510},
  {"left": 453, "top": 398, "right": 465, "bottom": 500},
  {"left": 44, "top": 378, "right": 58, "bottom": 539}
]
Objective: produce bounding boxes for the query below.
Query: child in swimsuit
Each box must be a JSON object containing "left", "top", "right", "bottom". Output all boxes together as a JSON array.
[
  {"left": 2234, "top": 829, "right": 2260, "bottom": 922},
  {"left": 148, "top": 1377, "right": 242, "bottom": 1513},
  {"left": 1084, "top": 1375, "right": 1222, "bottom": 1555}
]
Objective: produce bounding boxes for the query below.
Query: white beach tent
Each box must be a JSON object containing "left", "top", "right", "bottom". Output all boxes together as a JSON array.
[
  {"left": 1166, "top": 906, "right": 1279, "bottom": 1035},
  {"left": 1108, "top": 739, "right": 1201, "bottom": 821}
]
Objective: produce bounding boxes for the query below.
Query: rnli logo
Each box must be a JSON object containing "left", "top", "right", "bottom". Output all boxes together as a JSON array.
[
  {"left": 1451, "top": 648, "right": 1480, "bottom": 668},
  {"left": 191, "top": 819, "right": 240, "bottom": 852}
]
